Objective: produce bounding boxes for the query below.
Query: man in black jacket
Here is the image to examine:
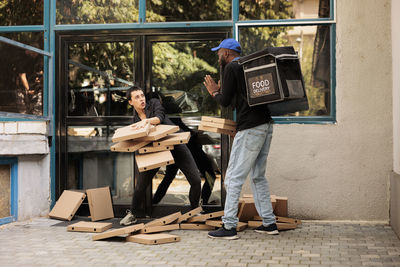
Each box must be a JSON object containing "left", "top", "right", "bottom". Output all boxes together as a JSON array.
[
  {"left": 203, "top": 39, "right": 278, "bottom": 239},
  {"left": 120, "top": 86, "right": 201, "bottom": 225}
]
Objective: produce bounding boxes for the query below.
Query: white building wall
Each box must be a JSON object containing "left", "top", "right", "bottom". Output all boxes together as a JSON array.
[{"left": 243, "top": 0, "right": 393, "bottom": 221}]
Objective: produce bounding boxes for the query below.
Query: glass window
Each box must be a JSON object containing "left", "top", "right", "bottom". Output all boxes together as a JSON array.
[
  {"left": 240, "top": 0, "right": 330, "bottom": 20},
  {"left": 0, "top": 0, "right": 43, "bottom": 26},
  {"left": 56, "top": 0, "right": 139, "bottom": 24},
  {"left": 146, "top": 0, "right": 231, "bottom": 22},
  {"left": 68, "top": 41, "right": 135, "bottom": 116},
  {"left": 67, "top": 125, "right": 134, "bottom": 205},
  {"left": 239, "top": 25, "right": 331, "bottom": 116},
  {"left": 0, "top": 164, "right": 11, "bottom": 218},
  {"left": 0, "top": 33, "right": 44, "bottom": 116}
]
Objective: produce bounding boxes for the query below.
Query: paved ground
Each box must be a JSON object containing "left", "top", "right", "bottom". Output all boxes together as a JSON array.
[{"left": 0, "top": 217, "right": 400, "bottom": 267}]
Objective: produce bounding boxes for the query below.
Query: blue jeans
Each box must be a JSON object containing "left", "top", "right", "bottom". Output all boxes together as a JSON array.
[{"left": 222, "top": 122, "right": 275, "bottom": 229}]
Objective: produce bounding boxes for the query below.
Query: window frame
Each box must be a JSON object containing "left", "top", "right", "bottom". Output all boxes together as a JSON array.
[{"left": 0, "top": 157, "right": 18, "bottom": 225}]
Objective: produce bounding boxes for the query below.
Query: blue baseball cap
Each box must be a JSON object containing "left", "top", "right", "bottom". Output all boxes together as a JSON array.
[{"left": 211, "top": 38, "right": 242, "bottom": 54}]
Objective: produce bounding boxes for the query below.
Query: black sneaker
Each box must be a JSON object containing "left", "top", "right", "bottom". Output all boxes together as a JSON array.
[
  {"left": 254, "top": 223, "right": 279, "bottom": 235},
  {"left": 208, "top": 224, "right": 238, "bottom": 240}
]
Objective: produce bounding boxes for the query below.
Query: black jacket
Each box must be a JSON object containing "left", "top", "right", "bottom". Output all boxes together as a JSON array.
[{"left": 133, "top": 98, "right": 176, "bottom": 126}]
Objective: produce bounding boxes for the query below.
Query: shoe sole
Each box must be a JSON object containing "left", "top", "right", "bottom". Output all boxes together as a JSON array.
[
  {"left": 207, "top": 234, "right": 239, "bottom": 240},
  {"left": 254, "top": 229, "right": 279, "bottom": 235}
]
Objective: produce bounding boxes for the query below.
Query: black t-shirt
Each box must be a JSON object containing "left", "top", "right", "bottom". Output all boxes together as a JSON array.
[
  {"left": 133, "top": 98, "right": 176, "bottom": 126},
  {"left": 214, "top": 60, "right": 272, "bottom": 131}
]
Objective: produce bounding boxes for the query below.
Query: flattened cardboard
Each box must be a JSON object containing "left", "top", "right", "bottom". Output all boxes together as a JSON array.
[
  {"left": 140, "top": 224, "right": 180, "bottom": 234},
  {"left": 48, "top": 190, "right": 86, "bottom": 221},
  {"left": 135, "top": 150, "right": 175, "bottom": 172},
  {"left": 137, "top": 125, "right": 179, "bottom": 141},
  {"left": 110, "top": 140, "right": 150, "bottom": 152},
  {"left": 198, "top": 124, "right": 235, "bottom": 136},
  {"left": 201, "top": 116, "right": 236, "bottom": 126},
  {"left": 138, "top": 145, "right": 173, "bottom": 154},
  {"left": 92, "top": 223, "right": 144, "bottom": 241},
  {"left": 179, "top": 223, "right": 215, "bottom": 230},
  {"left": 200, "top": 121, "right": 237, "bottom": 131},
  {"left": 144, "top": 212, "right": 181, "bottom": 227},
  {"left": 86, "top": 187, "right": 114, "bottom": 221},
  {"left": 205, "top": 220, "right": 248, "bottom": 232},
  {"left": 186, "top": 210, "right": 224, "bottom": 222},
  {"left": 112, "top": 123, "right": 152, "bottom": 143},
  {"left": 152, "top": 132, "right": 191, "bottom": 147},
  {"left": 177, "top": 207, "right": 203, "bottom": 223},
  {"left": 67, "top": 221, "right": 112, "bottom": 233},
  {"left": 271, "top": 195, "right": 288, "bottom": 217},
  {"left": 126, "top": 233, "right": 180, "bottom": 245}
]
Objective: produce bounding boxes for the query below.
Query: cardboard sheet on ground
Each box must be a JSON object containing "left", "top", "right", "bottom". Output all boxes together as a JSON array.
[
  {"left": 111, "top": 123, "right": 152, "bottom": 143},
  {"left": 87, "top": 187, "right": 114, "bottom": 221},
  {"left": 177, "top": 207, "right": 203, "bottom": 223},
  {"left": 135, "top": 150, "right": 174, "bottom": 172},
  {"left": 186, "top": 210, "right": 224, "bottom": 222},
  {"left": 48, "top": 190, "right": 86, "bottom": 221},
  {"left": 126, "top": 233, "right": 180, "bottom": 245},
  {"left": 144, "top": 212, "right": 181, "bottom": 227},
  {"left": 67, "top": 221, "right": 112, "bottom": 233},
  {"left": 138, "top": 145, "right": 173, "bottom": 154},
  {"left": 137, "top": 125, "right": 179, "bottom": 141},
  {"left": 110, "top": 140, "right": 150, "bottom": 152},
  {"left": 152, "top": 132, "right": 191, "bottom": 147},
  {"left": 92, "top": 223, "right": 144, "bottom": 241},
  {"left": 140, "top": 224, "right": 179, "bottom": 234}
]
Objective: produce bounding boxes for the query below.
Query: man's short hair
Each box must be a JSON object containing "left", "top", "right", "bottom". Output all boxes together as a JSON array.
[{"left": 126, "top": 85, "right": 144, "bottom": 100}]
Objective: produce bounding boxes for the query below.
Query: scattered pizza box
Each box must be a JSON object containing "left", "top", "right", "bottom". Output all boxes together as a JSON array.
[
  {"left": 86, "top": 187, "right": 114, "bottom": 221},
  {"left": 198, "top": 124, "right": 235, "bottom": 137},
  {"left": 67, "top": 221, "right": 112, "bottom": 233},
  {"left": 271, "top": 195, "right": 288, "bottom": 217},
  {"left": 92, "top": 223, "right": 144, "bottom": 241},
  {"left": 140, "top": 224, "right": 180, "bottom": 234},
  {"left": 186, "top": 210, "right": 224, "bottom": 222},
  {"left": 110, "top": 140, "right": 150, "bottom": 152},
  {"left": 135, "top": 150, "right": 175, "bottom": 172},
  {"left": 200, "top": 121, "right": 237, "bottom": 132},
  {"left": 138, "top": 145, "right": 173, "bottom": 154},
  {"left": 238, "top": 198, "right": 259, "bottom": 222},
  {"left": 137, "top": 125, "right": 179, "bottom": 141},
  {"left": 201, "top": 116, "right": 236, "bottom": 126},
  {"left": 144, "top": 212, "right": 182, "bottom": 227},
  {"left": 126, "top": 233, "right": 180, "bottom": 245},
  {"left": 152, "top": 132, "right": 191, "bottom": 147},
  {"left": 205, "top": 220, "right": 248, "bottom": 232},
  {"left": 177, "top": 207, "right": 203, "bottom": 223},
  {"left": 179, "top": 223, "right": 215, "bottom": 230},
  {"left": 48, "top": 190, "right": 86, "bottom": 221},
  {"left": 253, "top": 215, "right": 301, "bottom": 225},
  {"left": 111, "top": 123, "right": 152, "bottom": 143}
]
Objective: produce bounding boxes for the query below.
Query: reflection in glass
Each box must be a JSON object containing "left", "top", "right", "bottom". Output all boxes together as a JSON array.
[
  {"left": 0, "top": 33, "right": 44, "bottom": 115},
  {"left": 57, "top": 0, "right": 139, "bottom": 24},
  {"left": 68, "top": 42, "right": 135, "bottom": 116},
  {"left": 67, "top": 126, "right": 134, "bottom": 205},
  {"left": 239, "top": 0, "right": 330, "bottom": 20},
  {"left": 146, "top": 0, "right": 231, "bottom": 22},
  {"left": 240, "top": 25, "right": 331, "bottom": 116},
  {"left": 0, "top": 0, "right": 43, "bottom": 26}
]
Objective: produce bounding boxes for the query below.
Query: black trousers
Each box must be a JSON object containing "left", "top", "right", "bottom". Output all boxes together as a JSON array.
[{"left": 131, "top": 144, "right": 201, "bottom": 212}]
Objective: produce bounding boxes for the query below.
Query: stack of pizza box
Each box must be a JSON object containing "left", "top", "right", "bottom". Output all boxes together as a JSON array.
[
  {"left": 110, "top": 122, "right": 191, "bottom": 172},
  {"left": 198, "top": 116, "right": 236, "bottom": 136}
]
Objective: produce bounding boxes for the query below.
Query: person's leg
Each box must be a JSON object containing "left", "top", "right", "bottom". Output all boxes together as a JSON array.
[
  {"left": 249, "top": 123, "right": 276, "bottom": 226},
  {"left": 131, "top": 168, "right": 159, "bottom": 214},
  {"left": 153, "top": 164, "right": 179, "bottom": 204},
  {"left": 201, "top": 170, "right": 216, "bottom": 204},
  {"left": 171, "top": 144, "right": 201, "bottom": 209},
  {"left": 221, "top": 124, "right": 269, "bottom": 230}
]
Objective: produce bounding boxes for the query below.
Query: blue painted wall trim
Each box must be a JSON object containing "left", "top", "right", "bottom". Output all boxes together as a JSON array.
[{"left": 0, "top": 157, "right": 18, "bottom": 225}]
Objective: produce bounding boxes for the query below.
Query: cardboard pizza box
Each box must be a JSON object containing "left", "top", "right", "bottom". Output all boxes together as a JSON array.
[
  {"left": 126, "top": 233, "right": 180, "bottom": 245},
  {"left": 135, "top": 150, "right": 175, "bottom": 172},
  {"left": 177, "top": 207, "right": 203, "bottom": 223},
  {"left": 179, "top": 223, "right": 215, "bottom": 230},
  {"left": 152, "top": 132, "right": 191, "bottom": 147},
  {"left": 253, "top": 215, "right": 301, "bottom": 225},
  {"left": 92, "top": 223, "right": 144, "bottom": 241},
  {"left": 205, "top": 220, "right": 248, "bottom": 232},
  {"left": 144, "top": 212, "right": 181, "bottom": 227},
  {"left": 238, "top": 198, "right": 259, "bottom": 222},
  {"left": 67, "top": 221, "right": 112, "bottom": 233},
  {"left": 198, "top": 124, "right": 235, "bottom": 137},
  {"left": 48, "top": 190, "right": 86, "bottom": 221},
  {"left": 271, "top": 195, "right": 288, "bottom": 217},
  {"left": 138, "top": 145, "right": 173, "bottom": 154},
  {"left": 86, "top": 187, "right": 114, "bottom": 221},
  {"left": 140, "top": 224, "right": 180, "bottom": 234},
  {"left": 110, "top": 140, "right": 150, "bottom": 152},
  {"left": 137, "top": 125, "right": 179, "bottom": 141},
  {"left": 111, "top": 123, "right": 152, "bottom": 143},
  {"left": 186, "top": 210, "right": 224, "bottom": 222},
  {"left": 201, "top": 116, "right": 236, "bottom": 126},
  {"left": 200, "top": 121, "right": 237, "bottom": 132}
]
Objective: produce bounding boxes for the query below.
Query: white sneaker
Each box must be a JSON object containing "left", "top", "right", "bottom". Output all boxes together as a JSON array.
[{"left": 120, "top": 210, "right": 137, "bottom": 226}]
